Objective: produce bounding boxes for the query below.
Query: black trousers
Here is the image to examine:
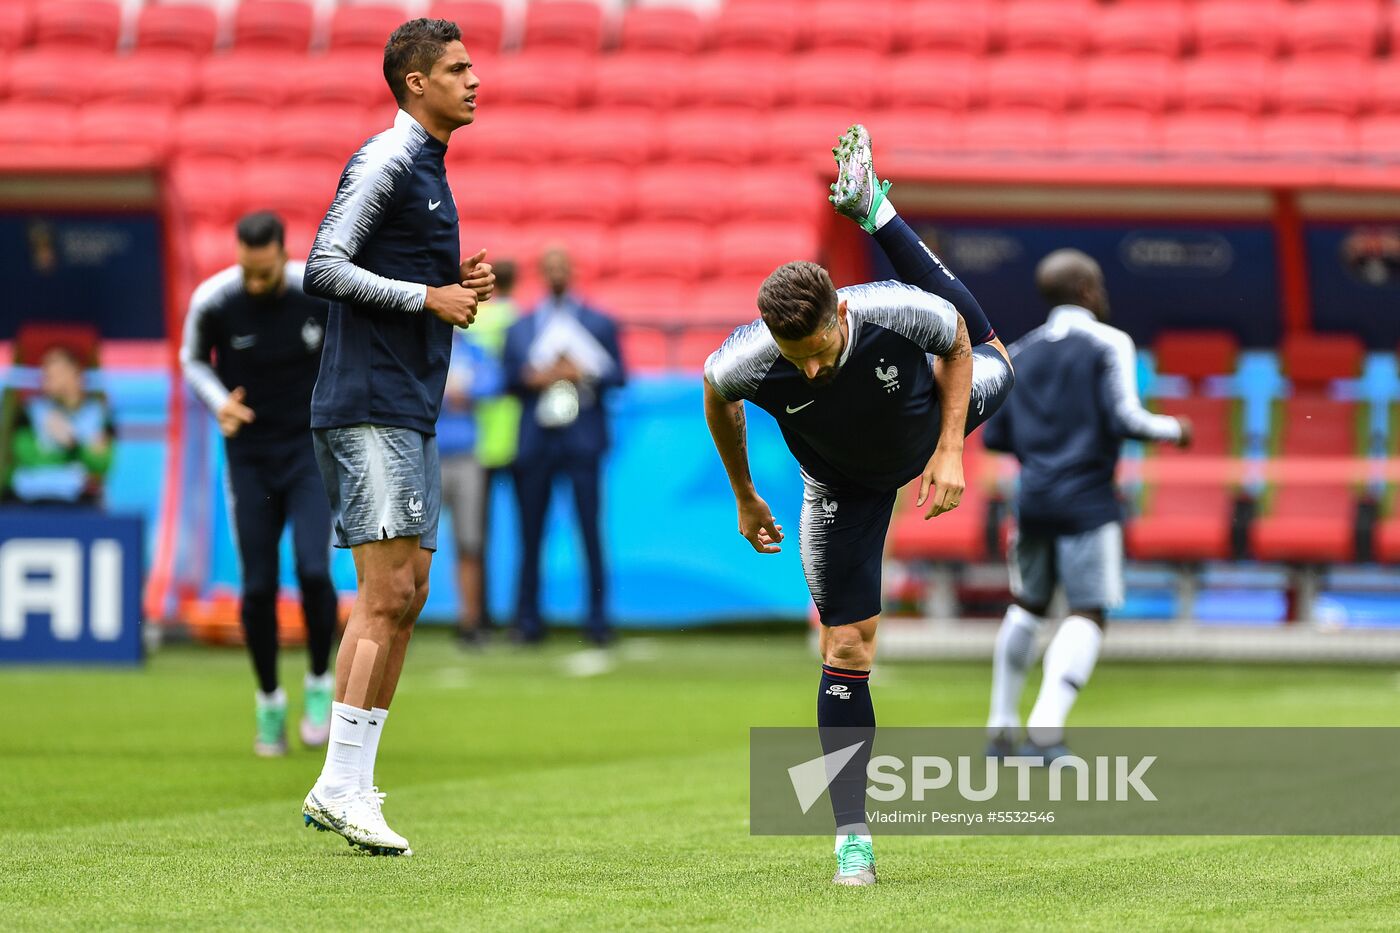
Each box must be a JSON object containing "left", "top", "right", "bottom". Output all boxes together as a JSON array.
[
  {"left": 225, "top": 438, "right": 337, "bottom": 693},
  {"left": 513, "top": 452, "right": 609, "bottom": 641}
]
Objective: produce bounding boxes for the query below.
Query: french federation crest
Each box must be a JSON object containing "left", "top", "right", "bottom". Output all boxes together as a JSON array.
[
  {"left": 302, "top": 317, "right": 324, "bottom": 351},
  {"left": 876, "top": 360, "right": 900, "bottom": 393}
]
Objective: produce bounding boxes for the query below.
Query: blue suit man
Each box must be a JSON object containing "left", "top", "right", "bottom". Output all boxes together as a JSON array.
[{"left": 503, "top": 248, "right": 626, "bottom": 644}]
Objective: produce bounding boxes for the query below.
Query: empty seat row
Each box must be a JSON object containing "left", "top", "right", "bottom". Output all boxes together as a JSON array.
[
  {"left": 3, "top": 0, "right": 1397, "bottom": 60},
  {"left": 11, "top": 49, "right": 1400, "bottom": 119}
]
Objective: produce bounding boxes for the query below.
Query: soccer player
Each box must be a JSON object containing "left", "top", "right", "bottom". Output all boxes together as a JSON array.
[
  {"left": 180, "top": 211, "right": 337, "bottom": 758},
  {"left": 703, "top": 126, "right": 1015, "bottom": 886},
  {"left": 981, "top": 249, "right": 1192, "bottom": 761},
  {"left": 298, "top": 18, "right": 493, "bottom": 857}
]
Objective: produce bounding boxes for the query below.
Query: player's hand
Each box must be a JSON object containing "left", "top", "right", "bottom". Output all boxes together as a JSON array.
[
  {"left": 217, "top": 386, "right": 255, "bottom": 438},
  {"left": 460, "top": 248, "right": 495, "bottom": 303},
  {"left": 917, "top": 443, "right": 965, "bottom": 519},
  {"left": 1175, "top": 416, "right": 1193, "bottom": 449},
  {"left": 554, "top": 357, "right": 584, "bottom": 384},
  {"left": 426, "top": 284, "right": 478, "bottom": 327},
  {"left": 737, "top": 493, "right": 784, "bottom": 554}
]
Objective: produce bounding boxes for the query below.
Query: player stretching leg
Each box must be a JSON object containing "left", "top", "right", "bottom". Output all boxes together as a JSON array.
[
  {"left": 981, "top": 250, "right": 1191, "bottom": 762},
  {"left": 703, "top": 125, "right": 1014, "bottom": 885},
  {"left": 299, "top": 18, "right": 494, "bottom": 856}
]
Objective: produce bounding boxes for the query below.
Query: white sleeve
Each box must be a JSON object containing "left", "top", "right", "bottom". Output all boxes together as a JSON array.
[
  {"left": 1098, "top": 329, "right": 1182, "bottom": 443},
  {"left": 839, "top": 281, "right": 961, "bottom": 356},
  {"left": 703, "top": 320, "right": 779, "bottom": 402},
  {"left": 178, "top": 270, "right": 235, "bottom": 413}
]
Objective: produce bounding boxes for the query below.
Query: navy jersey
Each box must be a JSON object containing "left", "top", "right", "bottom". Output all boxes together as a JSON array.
[
  {"left": 705, "top": 281, "right": 965, "bottom": 493},
  {"left": 179, "top": 261, "right": 328, "bottom": 453},
  {"left": 306, "top": 110, "right": 460, "bottom": 436},
  {"left": 981, "top": 305, "right": 1183, "bottom": 535}
]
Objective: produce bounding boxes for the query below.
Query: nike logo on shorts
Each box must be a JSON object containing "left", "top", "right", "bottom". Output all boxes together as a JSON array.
[{"left": 786, "top": 401, "right": 815, "bottom": 414}]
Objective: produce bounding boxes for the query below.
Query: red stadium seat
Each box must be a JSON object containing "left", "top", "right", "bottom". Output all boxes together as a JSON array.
[
  {"left": 1160, "top": 114, "right": 1261, "bottom": 157},
  {"left": 0, "top": 4, "right": 31, "bottom": 55},
  {"left": 231, "top": 1, "right": 314, "bottom": 52},
  {"left": 526, "top": 167, "right": 632, "bottom": 224},
  {"left": 301, "top": 51, "right": 392, "bottom": 110},
  {"left": 686, "top": 281, "right": 762, "bottom": 326},
  {"left": 1080, "top": 57, "right": 1176, "bottom": 114},
  {"left": 191, "top": 222, "right": 237, "bottom": 282},
  {"left": 1178, "top": 58, "right": 1274, "bottom": 115},
  {"left": 1285, "top": 2, "right": 1381, "bottom": 61},
  {"left": 766, "top": 107, "right": 866, "bottom": 164},
  {"left": 1001, "top": 1, "right": 1092, "bottom": 56},
  {"left": 617, "top": 5, "right": 704, "bottom": 54},
  {"left": 1155, "top": 331, "right": 1240, "bottom": 388},
  {"left": 884, "top": 55, "right": 982, "bottom": 113},
  {"left": 134, "top": 4, "right": 219, "bottom": 55},
  {"left": 1192, "top": 2, "right": 1285, "bottom": 59},
  {"left": 732, "top": 169, "right": 827, "bottom": 225},
  {"left": 1366, "top": 62, "right": 1400, "bottom": 116},
  {"left": 687, "top": 53, "right": 789, "bottom": 111},
  {"left": 632, "top": 166, "right": 733, "bottom": 224},
  {"left": 31, "top": 0, "right": 121, "bottom": 51},
  {"left": 328, "top": 4, "right": 407, "bottom": 51},
  {"left": 659, "top": 110, "right": 769, "bottom": 166},
  {"left": 613, "top": 222, "right": 708, "bottom": 282},
  {"left": 899, "top": 3, "right": 994, "bottom": 55},
  {"left": 464, "top": 108, "right": 559, "bottom": 165},
  {"left": 237, "top": 159, "right": 342, "bottom": 225},
  {"left": 803, "top": 1, "right": 896, "bottom": 53},
  {"left": 714, "top": 224, "right": 819, "bottom": 278},
  {"left": 589, "top": 279, "right": 691, "bottom": 326},
  {"left": 6, "top": 50, "right": 104, "bottom": 105},
  {"left": 490, "top": 52, "right": 593, "bottom": 109},
  {"left": 617, "top": 325, "right": 671, "bottom": 373},
  {"left": 891, "top": 435, "right": 990, "bottom": 562},
  {"left": 199, "top": 53, "right": 307, "bottom": 108},
  {"left": 1260, "top": 115, "right": 1357, "bottom": 158},
  {"left": 174, "top": 106, "right": 272, "bottom": 164},
  {"left": 1250, "top": 333, "right": 1366, "bottom": 563},
  {"left": 94, "top": 53, "right": 200, "bottom": 108},
  {"left": 962, "top": 110, "right": 1057, "bottom": 154},
  {"left": 0, "top": 103, "right": 76, "bottom": 147},
  {"left": 1057, "top": 112, "right": 1158, "bottom": 156},
  {"left": 429, "top": 2, "right": 505, "bottom": 55},
  {"left": 554, "top": 109, "right": 659, "bottom": 166},
  {"left": 864, "top": 109, "right": 964, "bottom": 155},
  {"left": 1090, "top": 4, "right": 1187, "bottom": 59},
  {"left": 593, "top": 54, "right": 688, "bottom": 110},
  {"left": 708, "top": 1, "right": 800, "bottom": 54},
  {"left": 172, "top": 159, "right": 245, "bottom": 226},
  {"left": 522, "top": 1, "right": 605, "bottom": 53},
  {"left": 984, "top": 55, "right": 1080, "bottom": 113},
  {"left": 265, "top": 106, "right": 374, "bottom": 161},
  {"left": 76, "top": 104, "right": 177, "bottom": 157},
  {"left": 1357, "top": 117, "right": 1400, "bottom": 158},
  {"left": 518, "top": 220, "right": 614, "bottom": 281},
  {"left": 787, "top": 52, "right": 886, "bottom": 112},
  {"left": 444, "top": 163, "right": 535, "bottom": 223},
  {"left": 1275, "top": 60, "right": 1368, "bottom": 118}
]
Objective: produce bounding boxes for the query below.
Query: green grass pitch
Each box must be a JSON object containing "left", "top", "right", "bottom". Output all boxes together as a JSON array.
[{"left": 7, "top": 630, "right": 1400, "bottom": 931}]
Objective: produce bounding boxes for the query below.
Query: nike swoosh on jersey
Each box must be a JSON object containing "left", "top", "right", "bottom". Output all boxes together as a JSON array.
[
  {"left": 785, "top": 401, "right": 815, "bottom": 413},
  {"left": 428, "top": 199, "right": 441, "bottom": 211}
]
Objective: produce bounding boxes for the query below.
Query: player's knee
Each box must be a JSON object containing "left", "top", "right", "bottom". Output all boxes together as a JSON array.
[
  {"left": 824, "top": 623, "right": 873, "bottom": 667},
  {"left": 366, "top": 571, "right": 417, "bottom": 621},
  {"left": 240, "top": 586, "right": 277, "bottom": 618}
]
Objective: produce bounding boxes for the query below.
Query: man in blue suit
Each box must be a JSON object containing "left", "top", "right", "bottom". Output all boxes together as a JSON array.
[{"left": 503, "top": 247, "right": 626, "bottom": 645}]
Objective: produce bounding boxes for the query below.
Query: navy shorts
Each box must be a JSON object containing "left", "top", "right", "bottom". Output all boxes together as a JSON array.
[
  {"left": 799, "top": 475, "right": 899, "bottom": 627},
  {"left": 313, "top": 424, "right": 440, "bottom": 551}
]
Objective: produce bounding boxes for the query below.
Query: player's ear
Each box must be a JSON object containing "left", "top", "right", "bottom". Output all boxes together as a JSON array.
[
  {"left": 836, "top": 299, "right": 848, "bottom": 322},
  {"left": 404, "top": 70, "right": 427, "bottom": 99}
]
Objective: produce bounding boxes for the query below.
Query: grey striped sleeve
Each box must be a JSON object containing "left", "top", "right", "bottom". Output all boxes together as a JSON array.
[
  {"left": 1094, "top": 324, "right": 1182, "bottom": 443},
  {"left": 704, "top": 319, "right": 780, "bottom": 402},
  {"left": 840, "top": 280, "right": 961, "bottom": 357},
  {"left": 304, "top": 126, "right": 429, "bottom": 314},
  {"left": 179, "top": 265, "right": 240, "bottom": 414}
]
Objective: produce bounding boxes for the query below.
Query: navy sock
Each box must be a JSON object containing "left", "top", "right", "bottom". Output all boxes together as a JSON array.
[
  {"left": 817, "top": 664, "right": 875, "bottom": 831},
  {"left": 872, "top": 215, "right": 995, "bottom": 345}
]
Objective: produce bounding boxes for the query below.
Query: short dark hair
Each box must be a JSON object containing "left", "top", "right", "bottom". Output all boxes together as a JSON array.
[
  {"left": 757, "top": 261, "right": 838, "bottom": 340},
  {"left": 235, "top": 211, "right": 284, "bottom": 249},
  {"left": 493, "top": 258, "right": 517, "bottom": 295},
  {"left": 383, "top": 18, "right": 462, "bottom": 107}
]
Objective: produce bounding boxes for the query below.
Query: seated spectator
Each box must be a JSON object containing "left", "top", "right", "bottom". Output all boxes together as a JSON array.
[{"left": 6, "top": 346, "right": 114, "bottom": 506}]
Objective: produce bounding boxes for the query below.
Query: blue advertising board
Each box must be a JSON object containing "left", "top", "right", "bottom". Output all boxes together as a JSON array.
[{"left": 0, "top": 511, "right": 144, "bottom": 664}]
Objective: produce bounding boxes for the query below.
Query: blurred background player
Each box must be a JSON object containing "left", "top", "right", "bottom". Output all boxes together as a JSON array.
[
  {"left": 179, "top": 211, "right": 336, "bottom": 758},
  {"left": 503, "top": 247, "right": 626, "bottom": 646},
  {"left": 703, "top": 126, "right": 1014, "bottom": 886},
  {"left": 981, "top": 249, "right": 1193, "bottom": 760},
  {"left": 438, "top": 269, "right": 507, "bottom": 649},
  {"left": 5, "top": 345, "right": 114, "bottom": 508},
  {"left": 299, "top": 18, "right": 492, "bottom": 857}
]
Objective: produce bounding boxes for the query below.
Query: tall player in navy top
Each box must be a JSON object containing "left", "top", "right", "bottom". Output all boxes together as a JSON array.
[
  {"left": 300, "top": 18, "right": 495, "bottom": 858},
  {"left": 703, "top": 126, "right": 1016, "bottom": 886}
]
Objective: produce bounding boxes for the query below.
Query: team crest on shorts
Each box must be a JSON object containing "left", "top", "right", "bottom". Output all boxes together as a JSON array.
[
  {"left": 876, "top": 360, "right": 900, "bottom": 393},
  {"left": 407, "top": 495, "right": 424, "bottom": 522}
]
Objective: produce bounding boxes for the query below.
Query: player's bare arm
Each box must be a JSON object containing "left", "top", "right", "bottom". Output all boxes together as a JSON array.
[
  {"left": 918, "top": 314, "right": 973, "bottom": 519},
  {"left": 703, "top": 377, "right": 783, "bottom": 554}
]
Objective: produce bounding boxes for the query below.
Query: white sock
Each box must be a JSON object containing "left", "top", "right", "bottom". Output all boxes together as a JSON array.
[
  {"left": 315, "top": 701, "right": 370, "bottom": 798},
  {"left": 256, "top": 687, "right": 286, "bottom": 710},
  {"left": 872, "top": 196, "right": 898, "bottom": 231},
  {"left": 835, "top": 827, "right": 873, "bottom": 851},
  {"left": 360, "top": 707, "right": 389, "bottom": 793},
  {"left": 1027, "top": 615, "right": 1103, "bottom": 747},
  {"left": 987, "top": 605, "right": 1044, "bottom": 735}
]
